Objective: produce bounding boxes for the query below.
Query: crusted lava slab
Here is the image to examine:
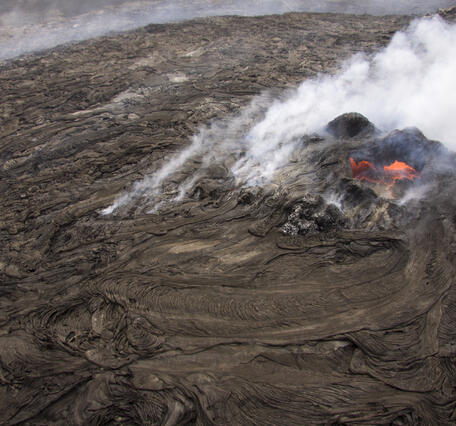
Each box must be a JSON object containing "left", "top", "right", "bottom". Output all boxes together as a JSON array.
[{"left": 1, "top": 9, "right": 456, "bottom": 426}]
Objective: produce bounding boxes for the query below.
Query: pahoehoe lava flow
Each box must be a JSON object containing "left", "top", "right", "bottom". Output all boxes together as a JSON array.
[{"left": 1, "top": 6, "right": 456, "bottom": 426}]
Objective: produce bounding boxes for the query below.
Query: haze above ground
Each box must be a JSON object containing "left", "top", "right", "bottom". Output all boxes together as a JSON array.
[
  {"left": 2, "top": 0, "right": 455, "bottom": 22},
  {"left": 1, "top": 0, "right": 454, "bottom": 61}
]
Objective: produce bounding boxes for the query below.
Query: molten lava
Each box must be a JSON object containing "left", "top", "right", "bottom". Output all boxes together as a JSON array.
[
  {"left": 350, "top": 158, "right": 379, "bottom": 184},
  {"left": 384, "top": 160, "right": 421, "bottom": 183},
  {"left": 350, "top": 157, "right": 421, "bottom": 189}
]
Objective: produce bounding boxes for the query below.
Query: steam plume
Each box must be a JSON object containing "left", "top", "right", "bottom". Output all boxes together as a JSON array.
[
  {"left": 102, "top": 15, "right": 456, "bottom": 215},
  {"left": 234, "top": 15, "right": 456, "bottom": 174}
]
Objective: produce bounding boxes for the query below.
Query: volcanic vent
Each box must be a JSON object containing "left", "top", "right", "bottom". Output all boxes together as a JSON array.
[{"left": 350, "top": 157, "right": 421, "bottom": 188}]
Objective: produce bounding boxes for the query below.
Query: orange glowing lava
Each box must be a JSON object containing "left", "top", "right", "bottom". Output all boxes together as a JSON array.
[
  {"left": 350, "top": 157, "right": 421, "bottom": 189},
  {"left": 383, "top": 160, "right": 421, "bottom": 183},
  {"left": 350, "top": 158, "right": 379, "bottom": 184}
]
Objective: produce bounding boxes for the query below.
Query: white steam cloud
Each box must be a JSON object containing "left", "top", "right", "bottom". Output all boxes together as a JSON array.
[
  {"left": 1, "top": 0, "right": 454, "bottom": 61},
  {"left": 103, "top": 15, "right": 456, "bottom": 215},
  {"left": 237, "top": 15, "right": 456, "bottom": 153}
]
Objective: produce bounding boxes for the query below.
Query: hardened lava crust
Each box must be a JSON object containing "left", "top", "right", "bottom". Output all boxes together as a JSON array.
[{"left": 1, "top": 8, "right": 456, "bottom": 425}]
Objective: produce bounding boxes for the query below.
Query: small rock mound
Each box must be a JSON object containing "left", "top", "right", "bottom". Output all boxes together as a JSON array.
[
  {"left": 326, "top": 112, "right": 375, "bottom": 139},
  {"left": 282, "top": 194, "right": 345, "bottom": 236}
]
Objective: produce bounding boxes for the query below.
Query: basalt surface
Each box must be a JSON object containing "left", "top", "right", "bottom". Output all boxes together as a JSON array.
[{"left": 1, "top": 9, "right": 456, "bottom": 426}]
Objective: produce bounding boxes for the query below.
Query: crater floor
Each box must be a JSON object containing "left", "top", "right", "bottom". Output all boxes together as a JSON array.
[{"left": 1, "top": 9, "right": 456, "bottom": 425}]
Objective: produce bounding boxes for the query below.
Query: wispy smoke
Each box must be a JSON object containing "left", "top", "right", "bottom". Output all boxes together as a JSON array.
[
  {"left": 102, "top": 15, "right": 456, "bottom": 215},
  {"left": 101, "top": 92, "right": 274, "bottom": 214},
  {"left": 398, "top": 183, "right": 432, "bottom": 205},
  {"left": 1, "top": 0, "right": 454, "bottom": 61}
]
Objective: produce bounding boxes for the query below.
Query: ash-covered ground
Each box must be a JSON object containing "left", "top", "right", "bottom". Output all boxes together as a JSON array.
[{"left": 1, "top": 6, "right": 456, "bottom": 425}]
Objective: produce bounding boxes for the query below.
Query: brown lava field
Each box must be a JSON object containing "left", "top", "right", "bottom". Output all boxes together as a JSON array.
[{"left": 1, "top": 7, "right": 456, "bottom": 425}]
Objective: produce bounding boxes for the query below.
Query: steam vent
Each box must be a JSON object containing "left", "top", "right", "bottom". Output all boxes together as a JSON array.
[{"left": 1, "top": 3, "right": 456, "bottom": 425}]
